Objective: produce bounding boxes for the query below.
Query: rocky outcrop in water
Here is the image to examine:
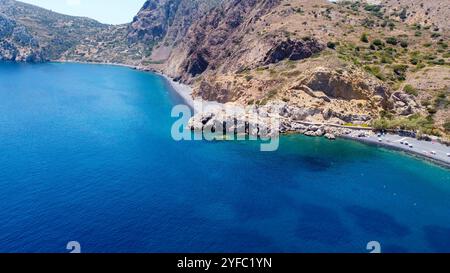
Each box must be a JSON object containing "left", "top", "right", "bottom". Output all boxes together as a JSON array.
[{"left": 186, "top": 100, "right": 376, "bottom": 139}]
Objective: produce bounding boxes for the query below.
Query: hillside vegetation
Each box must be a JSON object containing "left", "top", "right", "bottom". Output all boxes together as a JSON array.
[{"left": 0, "top": 0, "right": 448, "bottom": 139}]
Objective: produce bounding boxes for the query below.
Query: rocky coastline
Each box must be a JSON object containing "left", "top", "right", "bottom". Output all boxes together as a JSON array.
[
  {"left": 161, "top": 72, "right": 450, "bottom": 167},
  {"left": 185, "top": 99, "right": 376, "bottom": 139},
  {"left": 183, "top": 99, "right": 450, "bottom": 167},
  {"left": 36, "top": 60, "right": 450, "bottom": 168}
]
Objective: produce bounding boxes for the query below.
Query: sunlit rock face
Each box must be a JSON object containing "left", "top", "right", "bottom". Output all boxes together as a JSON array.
[
  {"left": 0, "top": 14, "right": 43, "bottom": 62},
  {"left": 128, "top": 0, "right": 183, "bottom": 43}
]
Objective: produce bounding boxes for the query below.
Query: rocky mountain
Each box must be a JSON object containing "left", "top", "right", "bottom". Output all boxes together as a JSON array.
[
  {"left": 0, "top": 13, "right": 42, "bottom": 61},
  {"left": 0, "top": 0, "right": 108, "bottom": 60},
  {"left": 162, "top": 0, "right": 449, "bottom": 137},
  {"left": 0, "top": 0, "right": 449, "bottom": 138},
  {"left": 156, "top": 0, "right": 448, "bottom": 135},
  {"left": 60, "top": 0, "right": 221, "bottom": 65}
]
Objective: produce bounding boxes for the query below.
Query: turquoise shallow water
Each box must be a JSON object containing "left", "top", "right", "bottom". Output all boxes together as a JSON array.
[{"left": 0, "top": 62, "right": 449, "bottom": 253}]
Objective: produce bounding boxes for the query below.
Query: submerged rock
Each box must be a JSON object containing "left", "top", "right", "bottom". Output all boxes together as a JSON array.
[{"left": 325, "top": 133, "right": 336, "bottom": 140}]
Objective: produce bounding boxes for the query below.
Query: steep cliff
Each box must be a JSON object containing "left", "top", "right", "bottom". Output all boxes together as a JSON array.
[
  {"left": 60, "top": 0, "right": 221, "bottom": 65},
  {"left": 0, "top": 14, "right": 42, "bottom": 61},
  {"left": 128, "top": 0, "right": 222, "bottom": 64},
  {"left": 161, "top": 0, "right": 448, "bottom": 134}
]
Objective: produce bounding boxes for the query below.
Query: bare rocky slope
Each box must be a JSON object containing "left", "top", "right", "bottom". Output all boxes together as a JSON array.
[
  {"left": 0, "top": 13, "right": 42, "bottom": 61},
  {"left": 0, "top": 0, "right": 107, "bottom": 60},
  {"left": 158, "top": 0, "right": 449, "bottom": 139},
  {"left": 61, "top": 0, "right": 222, "bottom": 65},
  {"left": 0, "top": 0, "right": 449, "bottom": 139}
]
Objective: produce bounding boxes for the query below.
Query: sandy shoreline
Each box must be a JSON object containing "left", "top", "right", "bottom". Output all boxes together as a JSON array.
[
  {"left": 159, "top": 72, "right": 227, "bottom": 114},
  {"left": 53, "top": 60, "right": 450, "bottom": 168},
  {"left": 54, "top": 60, "right": 142, "bottom": 70},
  {"left": 157, "top": 73, "right": 196, "bottom": 110}
]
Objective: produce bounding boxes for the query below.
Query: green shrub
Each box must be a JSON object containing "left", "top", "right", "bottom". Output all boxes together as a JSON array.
[
  {"left": 416, "top": 63, "right": 426, "bottom": 70},
  {"left": 400, "top": 40, "right": 409, "bottom": 48},
  {"left": 386, "top": 37, "right": 398, "bottom": 45},
  {"left": 372, "top": 119, "right": 389, "bottom": 130},
  {"left": 361, "top": 18, "right": 376, "bottom": 28},
  {"left": 404, "top": 84, "right": 418, "bottom": 96},
  {"left": 399, "top": 8, "right": 408, "bottom": 20},
  {"left": 384, "top": 46, "right": 397, "bottom": 54},
  {"left": 364, "top": 65, "right": 385, "bottom": 81},
  {"left": 388, "top": 22, "right": 396, "bottom": 30},
  {"left": 424, "top": 53, "right": 437, "bottom": 60},
  {"left": 437, "top": 41, "right": 448, "bottom": 49},
  {"left": 433, "top": 59, "right": 445, "bottom": 65},
  {"left": 374, "top": 114, "right": 435, "bottom": 133},
  {"left": 444, "top": 120, "right": 450, "bottom": 133},
  {"left": 364, "top": 4, "right": 381, "bottom": 13},
  {"left": 431, "top": 32, "right": 441, "bottom": 38},
  {"left": 380, "top": 55, "right": 393, "bottom": 64},
  {"left": 361, "top": 33, "right": 369, "bottom": 43},
  {"left": 327, "top": 41, "right": 337, "bottom": 49},
  {"left": 410, "top": 58, "right": 419, "bottom": 65},
  {"left": 372, "top": 39, "right": 384, "bottom": 48},
  {"left": 421, "top": 100, "right": 431, "bottom": 107},
  {"left": 435, "top": 92, "right": 449, "bottom": 108},
  {"left": 392, "top": 64, "right": 408, "bottom": 80},
  {"left": 363, "top": 4, "right": 384, "bottom": 18}
]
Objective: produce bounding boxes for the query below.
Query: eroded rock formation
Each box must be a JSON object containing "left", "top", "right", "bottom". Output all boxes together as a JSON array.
[
  {"left": 264, "top": 38, "right": 325, "bottom": 64},
  {"left": 0, "top": 14, "right": 43, "bottom": 62}
]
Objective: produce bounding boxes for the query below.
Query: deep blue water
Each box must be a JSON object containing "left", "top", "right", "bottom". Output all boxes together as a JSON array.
[{"left": 0, "top": 62, "right": 449, "bottom": 253}]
